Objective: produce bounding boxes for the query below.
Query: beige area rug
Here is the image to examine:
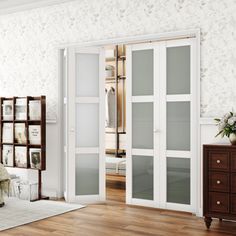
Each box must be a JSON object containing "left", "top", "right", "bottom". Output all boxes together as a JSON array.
[{"left": 0, "top": 197, "right": 85, "bottom": 231}]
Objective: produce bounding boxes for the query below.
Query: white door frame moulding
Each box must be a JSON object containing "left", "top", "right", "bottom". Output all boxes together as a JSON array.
[
  {"left": 0, "top": 0, "right": 75, "bottom": 15},
  {"left": 57, "top": 28, "right": 201, "bottom": 213}
]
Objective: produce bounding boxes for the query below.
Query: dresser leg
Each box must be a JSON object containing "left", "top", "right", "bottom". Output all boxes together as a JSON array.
[{"left": 204, "top": 217, "right": 212, "bottom": 229}]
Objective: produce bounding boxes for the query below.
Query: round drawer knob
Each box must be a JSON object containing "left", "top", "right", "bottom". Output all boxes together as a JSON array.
[
  {"left": 217, "top": 180, "right": 221, "bottom": 184},
  {"left": 216, "top": 160, "right": 221, "bottom": 164},
  {"left": 216, "top": 201, "right": 221, "bottom": 205}
]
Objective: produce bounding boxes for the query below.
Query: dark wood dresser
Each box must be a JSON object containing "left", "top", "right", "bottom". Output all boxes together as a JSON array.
[{"left": 203, "top": 144, "right": 236, "bottom": 229}]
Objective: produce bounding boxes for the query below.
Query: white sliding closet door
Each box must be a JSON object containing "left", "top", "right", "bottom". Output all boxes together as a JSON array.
[
  {"left": 126, "top": 38, "right": 197, "bottom": 212},
  {"left": 66, "top": 47, "right": 105, "bottom": 203}
]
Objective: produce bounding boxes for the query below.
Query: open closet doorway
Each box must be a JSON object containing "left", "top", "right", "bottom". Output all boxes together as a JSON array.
[{"left": 104, "top": 45, "right": 126, "bottom": 203}]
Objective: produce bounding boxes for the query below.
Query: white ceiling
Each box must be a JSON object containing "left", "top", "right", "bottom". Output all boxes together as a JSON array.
[{"left": 0, "top": 0, "right": 74, "bottom": 14}]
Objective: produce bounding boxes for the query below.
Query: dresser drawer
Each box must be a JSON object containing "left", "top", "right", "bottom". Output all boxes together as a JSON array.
[
  {"left": 209, "top": 172, "right": 229, "bottom": 192},
  {"left": 231, "top": 195, "right": 236, "bottom": 214},
  {"left": 209, "top": 152, "right": 229, "bottom": 171},
  {"left": 209, "top": 192, "right": 229, "bottom": 213},
  {"left": 231, "top": 153, "right": 236, "bottom": 172},
  {"left": 231, "top": 173, "right": 236, "bottom": 193}
]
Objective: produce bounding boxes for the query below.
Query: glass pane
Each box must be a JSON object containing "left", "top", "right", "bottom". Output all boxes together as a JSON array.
[
  {"left": 167, "top": 46, "right": 190, "bottom": 94},
  {"left": 132, "top": 155, "right": 153, "bottom": 200},
  {"left": 132, "top": 49, "right": 153, "bottom": 96},
  {"left": 76, "top": 154, "right": 99, "bottom": 195},
  {"left": 167, "top": 157, "right": 190, "bottom": 204},
  {"left": 76, "top": 103, "right": 99, "bottom": 147},
  {"left": 76, "top": 53, "right": 99, "bottom": 97},
  {"left": 132, "top": 103, "right": 153, "bottom": 149},
  {"left": 167, "top": 102, "right": 190, "bottom": 151}
]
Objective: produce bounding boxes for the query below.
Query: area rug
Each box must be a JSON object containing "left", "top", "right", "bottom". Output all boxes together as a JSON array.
[{"left": 0, "top": 197, "right": 85, "bottom": 231}]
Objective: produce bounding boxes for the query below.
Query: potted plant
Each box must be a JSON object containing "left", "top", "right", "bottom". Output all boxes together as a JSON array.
[{"left": 215, "top": 111, "right": 236, "bottom": 145}]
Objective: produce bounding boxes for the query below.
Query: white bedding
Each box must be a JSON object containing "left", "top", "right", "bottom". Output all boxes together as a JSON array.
[{"left": 106, "top": 156, "right": 126, "bottom": 175}]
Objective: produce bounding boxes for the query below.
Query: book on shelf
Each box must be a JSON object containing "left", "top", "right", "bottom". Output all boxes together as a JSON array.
[
  {"left": 2, "top": 123, "right": 13, "bottom": 143},
  {"left": 28, "top": 125, "right": 41, "bottom": 145},
  {"left": 2, "top": 100, "right": 13, "bottom": 120},
  {"left": 15, "top": 123, "right": 27, "bottom": 144},
  {"left": 15, "top": 146, "right": 27, "bottom": 168},
  {"left": 29, "top": 148, "right": 41, "bottom": 169},
  {"left": 29, "top": 100, "right": 41, "bottom": 120},
  {"left": 2, "top": 145, "right": 13, "bottom": 167},
  {"left": 15, "top": 98, "right": 27, "bottom": 120}
]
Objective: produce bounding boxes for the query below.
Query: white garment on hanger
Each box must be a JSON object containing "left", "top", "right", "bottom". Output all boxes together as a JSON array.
[{"left": 105, "top": 87, "right": 116, "bottom": 128}]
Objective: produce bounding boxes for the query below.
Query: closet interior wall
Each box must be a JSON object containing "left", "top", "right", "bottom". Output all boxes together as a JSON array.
[{"left": 105, "top": 45, "right": 126, "bottom": 157}]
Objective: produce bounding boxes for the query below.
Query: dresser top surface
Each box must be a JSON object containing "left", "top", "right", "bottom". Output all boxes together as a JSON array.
[{"left": 204, "top": 143, "right": 236, "bottom": 149}]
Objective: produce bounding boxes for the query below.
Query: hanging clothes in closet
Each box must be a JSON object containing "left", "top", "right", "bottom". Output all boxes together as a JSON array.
[{"left": 105, "top": 87, "right": 116, "bottom": 128}]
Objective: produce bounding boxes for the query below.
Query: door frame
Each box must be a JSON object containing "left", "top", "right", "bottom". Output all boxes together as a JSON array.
[{"left": 57, "top": 29, "right": 201, "bottom": 214}]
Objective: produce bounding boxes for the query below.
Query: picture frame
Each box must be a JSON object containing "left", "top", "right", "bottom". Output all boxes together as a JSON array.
[
  {"left": 2, "top": 145, "right": 14, "bottom": 167},
  {"left": 2, "top": 100, "right": 14, "bottom": 120},
  {"left": 15, "top": 146, "right": 27, "bottom": 168},
  {"left": 29, "top": 148, "right": 41, "bottom": 169}
]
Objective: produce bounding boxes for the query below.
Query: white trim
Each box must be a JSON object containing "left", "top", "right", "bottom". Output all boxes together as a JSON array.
[
  {"left": 0, "top": 0, "right": 74, "bottom": 15},
  {"left": 166, "top": 38, "right": 192, "bottom": 47},
  {"left": 159, "top": 41, "right": 167, "bottom": 209},
  {"left": 129, "top": 199, "right": 156, "bottom": 208},
  {"left": 165, "top": 202, "right": 194, "bottom": 212},
  {"left": 67, "top": 47, "right": 76, "bottom": 202},
  {"left": 166, "top": 150, "right": 191, "bottom": 158},
  {"left": 99, "top": 47, "right": 106, "bottom": 201},
  {"left": 166, "top": 94, "right": 191, "bottom": 102},
  {"left": 132, "top": 149, "right": 154, "bottom": 156},
  {"left": 132, "top": 96, "right": 154, "bottom": 103},
  {"left": 56, "top": 29, "right": 200, "bottom": 49},
  {"left": 126, "top": 45, "right": 132, "bottom": 204},
  {"left": 154, "top": 43, "right": 160, "bottom": 208}
]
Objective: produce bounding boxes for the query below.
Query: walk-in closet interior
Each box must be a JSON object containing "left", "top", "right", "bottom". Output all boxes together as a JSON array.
[
  {"left": 64, "top": 36, "right": 197, "bottom": 212},
  {"left": 104, "top": 45, "right": 126, "bottom": 202}
]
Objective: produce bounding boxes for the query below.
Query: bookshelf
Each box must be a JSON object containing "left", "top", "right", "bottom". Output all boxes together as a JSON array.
[{"left": 0, "top": 96, "right": 47, "bottom": 201}]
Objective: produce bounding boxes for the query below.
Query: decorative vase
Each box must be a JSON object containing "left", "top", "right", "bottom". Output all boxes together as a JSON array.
[{"left": 229, "top": 133, "right": 236, "bottom": 145}]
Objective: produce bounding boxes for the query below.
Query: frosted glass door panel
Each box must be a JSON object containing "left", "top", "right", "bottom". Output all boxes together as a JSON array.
[
  {"left": 75, "top": 154, "right": 99, "bottom": 195},
  {"left": 132, "top": 103, "right": 153, "bottom": 149},
  {"left": 167, "top": 157, "right": 190, "bottom": 204},
  {"left": 76, "top": 103, "right": 99, "bottom": 147},
  {"left": 167, "top": 46, "right": 190, "bottom": 94},
  {"left": 167, "top": 102, "right": 190, "bottom": 151},
  {"left": 132, "top": 49, "right": 153, "bottom": 96},
  {"left": 76, "top": 53, "right": 99, "bottom": 97},
  {"left": 132, "top": 156, "right": 153, "bottom": 200}
]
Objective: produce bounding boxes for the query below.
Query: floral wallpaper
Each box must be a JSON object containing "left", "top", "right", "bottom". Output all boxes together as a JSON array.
[{"left": 0, "top": 0, "right": 235, "bottom": 119}]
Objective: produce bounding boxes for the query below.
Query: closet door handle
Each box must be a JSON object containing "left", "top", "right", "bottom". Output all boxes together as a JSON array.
[{"left": 70, "top": 128, "right": 75, "bottom": 133}]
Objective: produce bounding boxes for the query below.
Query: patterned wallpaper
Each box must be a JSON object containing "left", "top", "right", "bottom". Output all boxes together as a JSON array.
[{"left": 0, "top": 0, "right": 235, "bottom": 119}]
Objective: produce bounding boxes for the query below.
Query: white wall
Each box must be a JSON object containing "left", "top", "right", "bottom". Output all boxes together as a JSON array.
[{"left": 1, "top": 0, "right": 236, "bottom": 198}]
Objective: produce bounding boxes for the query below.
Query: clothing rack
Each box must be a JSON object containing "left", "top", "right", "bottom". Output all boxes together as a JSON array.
[{"left": 105, "top": 45, "right": 126, "bottom": 157}]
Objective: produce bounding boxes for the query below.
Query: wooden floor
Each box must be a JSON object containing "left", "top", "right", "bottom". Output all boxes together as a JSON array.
[{"left": 2, "top": 175, "right": 236, "bottom": 236}]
